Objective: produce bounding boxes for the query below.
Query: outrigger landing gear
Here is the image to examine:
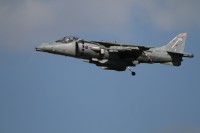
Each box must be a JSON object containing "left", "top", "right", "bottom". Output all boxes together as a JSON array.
[{"left": 127, "top": 67, "right": 136, "bottom": 76}]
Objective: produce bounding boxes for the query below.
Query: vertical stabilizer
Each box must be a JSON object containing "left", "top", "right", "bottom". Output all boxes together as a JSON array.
[{"left": 164, "top": 33, "right": 187, "bottom": 53}]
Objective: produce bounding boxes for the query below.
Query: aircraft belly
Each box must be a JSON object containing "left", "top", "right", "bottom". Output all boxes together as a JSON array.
[{"left": 89, "top": 59, "right": 129, "bottom": 71}]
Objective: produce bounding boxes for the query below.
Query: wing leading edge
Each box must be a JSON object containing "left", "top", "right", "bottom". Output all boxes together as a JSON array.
[{"left": 93, "top": 41, "right": 154, "bottom": 50}]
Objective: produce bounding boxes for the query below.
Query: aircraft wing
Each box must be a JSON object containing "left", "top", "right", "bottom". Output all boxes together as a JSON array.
[
  {"left": 80, "top": 40, "right": 154, "bottom": 59},
  {"left": 93, "top": 41, "right": 154, "bottom": 50},
  {"left": 93, "top": 41, "right": 154, "bottom": 59}
]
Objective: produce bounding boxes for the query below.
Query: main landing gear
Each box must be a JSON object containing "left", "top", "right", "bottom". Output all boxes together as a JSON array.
[{"left": 127, "top": 67, "right": 136, "bottom": 76}]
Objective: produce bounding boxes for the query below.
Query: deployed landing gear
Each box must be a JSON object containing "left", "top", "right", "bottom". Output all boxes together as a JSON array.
[
  {"left": 127, "top": 67, "right": 136, "bottom": 76},
  {"left": 131, "top": 72, "right": 136, "bottom": 76}
]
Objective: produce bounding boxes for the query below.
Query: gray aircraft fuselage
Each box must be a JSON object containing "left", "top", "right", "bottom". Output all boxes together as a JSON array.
[{"left": 35, "top": 34, "right": 193, "bottom": 76}]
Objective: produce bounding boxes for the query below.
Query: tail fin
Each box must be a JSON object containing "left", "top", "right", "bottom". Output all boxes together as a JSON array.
[
  {"left": 163, "top": 33, "right": 187, "bottom": 53},
  {"left": 160, "top": 33, "right": 193, "bottom": 66}
]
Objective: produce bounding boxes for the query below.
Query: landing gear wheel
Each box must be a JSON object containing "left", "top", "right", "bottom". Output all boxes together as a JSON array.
[
  {"left": 131, "top": 72, "right": 136, "bottom": 76},
  {"left": 127, "top": 67, "right": 136, "bottom": 76}
]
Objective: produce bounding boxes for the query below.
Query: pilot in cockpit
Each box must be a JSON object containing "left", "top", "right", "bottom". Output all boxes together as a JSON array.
[{"left": 56, "top": 36, "right": 79, "bottom": 43}]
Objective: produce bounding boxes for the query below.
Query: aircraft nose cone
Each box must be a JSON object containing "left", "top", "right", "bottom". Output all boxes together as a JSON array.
[
  {"left": 35, "top": 43, "right": 51, "bottom": 52},
  {"left": 35, "top": 46, "right": 42, "bottom": 51}
]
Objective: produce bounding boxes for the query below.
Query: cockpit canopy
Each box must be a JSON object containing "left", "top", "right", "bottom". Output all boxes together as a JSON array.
[{"left": 56, "top": 36, "right": 79, "bottom": 43}]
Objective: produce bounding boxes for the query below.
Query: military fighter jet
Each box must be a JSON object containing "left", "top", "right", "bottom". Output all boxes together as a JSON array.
[{"left": 35, "top": 33, "right": 193, "bottom": 76}]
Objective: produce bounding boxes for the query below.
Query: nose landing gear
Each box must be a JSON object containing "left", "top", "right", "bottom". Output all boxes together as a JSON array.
[{"left": 127, "top": 67, "right": 136, "bottom": 76}]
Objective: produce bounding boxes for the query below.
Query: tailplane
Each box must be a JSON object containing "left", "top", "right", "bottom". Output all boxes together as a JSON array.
[{"left": 159, "top": 33, "right": 193, "bottom": 66}]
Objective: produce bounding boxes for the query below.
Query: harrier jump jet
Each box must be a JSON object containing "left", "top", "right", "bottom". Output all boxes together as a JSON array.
[{"left": 35, "top": 33, "right": 193, "bottom": 76}]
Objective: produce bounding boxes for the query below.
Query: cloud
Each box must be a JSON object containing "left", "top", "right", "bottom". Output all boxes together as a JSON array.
[
  {"left": 0, "top": 0, "right": 135, "bottom": 51},
  {"left": 0, "top": 0, "right": 134, "bottom": 34},
  {"left": 0, "top": 0, "right": 57, "bottom": 50},
  {"left": 135, "top": 0, "right": 200, "bottom": 30},
  {"left": 0, "top": 0, "right": 200, "bottom": 52}
]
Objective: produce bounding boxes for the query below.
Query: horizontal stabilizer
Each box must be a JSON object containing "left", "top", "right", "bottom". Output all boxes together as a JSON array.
[{"left": 167, "top": 51, "right": 194, "bottom": 58}]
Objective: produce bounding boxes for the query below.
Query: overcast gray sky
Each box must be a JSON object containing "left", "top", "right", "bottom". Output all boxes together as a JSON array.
[
  {"left": 0, "top": 0, "right": 200, "bottom": 133},
  {"left": 1, "top": 0, "right": 199, "bottom": 51}
]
